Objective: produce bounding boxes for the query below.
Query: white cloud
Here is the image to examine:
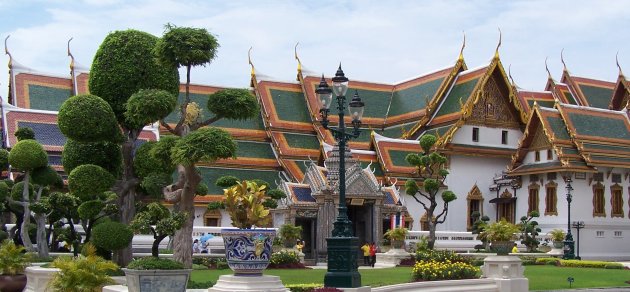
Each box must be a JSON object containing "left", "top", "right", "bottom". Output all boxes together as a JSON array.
[{"left": 1, "top": 0, "right": 629, "bottom": 96}]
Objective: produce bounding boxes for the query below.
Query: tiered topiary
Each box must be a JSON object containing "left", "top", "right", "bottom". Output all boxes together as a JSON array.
[{"left": 130, "top": 202, "right": 186, "bottom": 258}]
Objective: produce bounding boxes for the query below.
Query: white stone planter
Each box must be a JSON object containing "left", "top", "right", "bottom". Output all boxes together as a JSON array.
[
  {"left": 123, "top": 269, "right": 192, "bottom": 292},
  {"left": 24, "top": 266, "right": 59, "bottom": 292}
]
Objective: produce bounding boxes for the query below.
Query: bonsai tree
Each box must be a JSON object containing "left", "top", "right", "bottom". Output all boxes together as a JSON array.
[
  {"left": 278, "top": 224, "right": 303, "bottom": 248},
  {"left": 518, "top": 211, "right": 541, "bottom": 252},
  {"left": 548, "top": 229, "right": 566, "bottom": 242},
  {"left": 404, "top": 134, "right": 457, "bottom": 249},
  {"left": 87, "top": 29, "right": 180, "bottom": 266},
  {"left": 154, "top": 24, "right": 259, "bottom": 267},
  {"left": 29, "top": 165, "right": 63, "bottom": 257},
  {"left": 130, "top": 202, "right": 186, "bottom": 257},
  {"left": 90, "top": 221, "right": 134, "bottom": 257},
  {"left": 8, "top": 139, "right": 48, "bottom": 251},
  {"left": 482, "top": 219, "right": 519, "bottom": 255},
  {"left": 384, "top": 227, "right": 409, "bottom": 249},
  {"left": 471, "top": 212, "right": 490, "bottom": 250}
]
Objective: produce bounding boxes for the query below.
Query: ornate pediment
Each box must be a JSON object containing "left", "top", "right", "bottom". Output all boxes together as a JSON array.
[
  {"left": 529, "top": 126, "right": 551, "bottom": 150},
  {"left": 467, "top": 76, "right": 520, "bottom": 129}
]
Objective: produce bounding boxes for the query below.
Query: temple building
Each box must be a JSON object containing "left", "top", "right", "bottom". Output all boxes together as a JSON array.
[{"left": 2, "top": 39, "right": 629, "bottom": 261}]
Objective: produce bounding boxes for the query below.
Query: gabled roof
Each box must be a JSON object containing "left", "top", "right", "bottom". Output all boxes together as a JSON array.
[
  {"left": 557, "top": 103, "right": 630, "bottom": 167},
  {"left": 12, "top": 73, "right": 73, "bottom": 111},
  {"left": 270, "top": 131, "right": 320, "bottom": 159},
  {"left": 209, "top": 140, "right": 280, "bottom": 170},
  {"left": 609, "top": 73, "right": 629, "bottom": 110},
  {"left": 257, "top": 80, "right": 314, "bottom": 132},
  {"left": 370, "top": 132, "right": 420, "bottom": 178},
  {"left": 515, "top": 90, "right": 555, "bottom": 117},
  {"left": 545, "top": 79, "right": 579, "bottom": 105},
  {"left": 561, "top": 70, "right": 615, "bottom": 109},
  {"left": 509, "top": 105, "right": 594, "bottom": 175}
]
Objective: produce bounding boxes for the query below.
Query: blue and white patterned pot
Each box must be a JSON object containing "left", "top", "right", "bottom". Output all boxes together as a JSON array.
[{"left": 221, "top": 228, "right": 276, "bottom": 275}]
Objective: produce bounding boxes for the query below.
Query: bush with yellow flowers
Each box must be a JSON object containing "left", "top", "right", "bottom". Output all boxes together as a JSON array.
[{"left": 412, "top": 259, "right": 479, "bottom": 281}]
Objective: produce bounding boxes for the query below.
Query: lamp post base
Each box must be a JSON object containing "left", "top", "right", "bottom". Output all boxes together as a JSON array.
[
  {"left": 563, "top": 234, "right": 575, "bottom": 260},
  {"left": 324, "top": 236, "right": 361, "bottom": 288}
]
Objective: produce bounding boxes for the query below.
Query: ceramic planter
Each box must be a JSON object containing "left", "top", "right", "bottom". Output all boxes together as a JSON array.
[
  {"left": 221, "top": 228, "right": 275, "bottom": 276},
  {"left": 123, "top": 269, "right": 192, "bottom": 292},
  {"left": 491, "top": 241, "right": 514, "bottom": 256},
  {"left": 0, "top": 274, "right": 27, "bottom": 292}
]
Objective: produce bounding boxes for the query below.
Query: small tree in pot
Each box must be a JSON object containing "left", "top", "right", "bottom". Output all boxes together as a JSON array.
[
  {"left": 278, "top": 224, "right": 303, "bottom": 248},
  {"left": 384, "top": 227, "right": 408, "bottom": 249},
  {"left": 130, "top": 202, "right": 186, "bottom": 257},
  {"left": 0, "top": 240, "right": 31, "bottom": 292},
  {"left": 548, "top": 229, "right": 566, "bottom": 249},
  {"left": 482, "top": 219, "right": 519, "bottom": 255}
]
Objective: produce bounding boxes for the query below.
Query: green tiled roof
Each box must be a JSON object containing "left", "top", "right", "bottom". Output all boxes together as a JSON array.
[
  {"left": 380, "top": 124, "right": 408, "bottom": 138},
  {"left": 387, "top": 149, "right": 416, "bottom": 167},
  {"left": 28, "top": 84, "right": 71, "bottom": 111},
  {"left": 545, "top": 116, "right": 571, "bottom": 140},
  {"left": 563, "top": 91, "right": 578, "bottom": 105},
  {"left": 582, "top": 143, "right": 630, "bottom": 153},
  {"left": 270, "top": 89, "right": 311, "bottom": 123},
  {"left": 527, "top": 100, "right": 555, "bottom": 109},
  {"left": 435, "top": 77, "right": 480, "bottom": 117},
  {"left": 351, "top": 129, "right": 372, "bottom": 143},
  {"left": 359, "top": 161, "right": 384, "bottom": 176},
  {"left": 512, "top": 161, "right": 562, "bottom": 172},
  {"left": 579, "top": 85, "right": 613, "bottom": 109},
  {"left": 199, "top": 167, "right": 281, "bottom": 195},
  {"left": 283, "top": 133, "right": 320, "bottom": 150},
  {"left": 560, "top": 147, "right": 579, "bottom": 155},
  {"left": 236, "top": 141, "right": 276, "bottom": 159},
  {"left": 352, "top": 88, "right": 391, "bottom": 119},
  {"left": 388, "top": 77, "right": 445, "bottom": 116},
  {"left": 568, "top": 113, "right": 630, "bottom": 140},
  {"left": 590, "top": 155, "right": 630, "bottom": 164},
  {"left": 164, "top": 92, "right": 265, "bottom": 130},
  {"left": 424, "top": 125, "right": 451, "bottom": 138}
]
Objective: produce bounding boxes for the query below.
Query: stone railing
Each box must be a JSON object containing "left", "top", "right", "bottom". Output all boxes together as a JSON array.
[{"left": 405, "top": 231, "right": 481, "bottom": 251}]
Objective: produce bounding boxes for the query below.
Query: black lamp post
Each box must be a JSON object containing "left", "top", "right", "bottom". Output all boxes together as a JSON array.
[
  {"left": 317, "top": 65, "right": 365, "bottom": 288},
  {"left": 562, "top": 173, "right": 575, "bottom": 259},
  {"left": 572, "top": 220, "right": 585, "bottom": 260}
]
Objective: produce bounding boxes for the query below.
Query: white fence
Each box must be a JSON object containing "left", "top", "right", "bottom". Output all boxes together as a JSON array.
[{"left": 405, "top": 231, "right": 481, "bottom": 251}]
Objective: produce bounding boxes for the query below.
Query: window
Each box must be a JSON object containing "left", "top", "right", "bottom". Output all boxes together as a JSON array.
[
  {"left": 501, "top": 130, "right": 508, "bottom": 145},
  {"left": 547, "top": 172, "right": 557, "bottom": 181},
  {"left": 204, "top": 210, "right": 222, "bottom": 227},
  {"left": 547, "top": 149, "right": 553, "bottom": 160},
  {"left": 596, "top": 231, "right": 604, "bottom": 238},
  {"left": 528, "top": 183, "right": 540, "bottom": 214},
  {"left": 545, "top": 181, "right": 557, "bottom": 215},
  {"left": 614, "top": 231, "right": 623, "bottom": 238},
  {"left": 611, "top": 185, "right": 624, "bottom": 218},
  {"left": 472, "top": 127, "right": 479, "bottom": 142},
  {"left": 466, "top": 185, "right": 484, "bottom": 231},
  {"left": 593, "top": 183, "right": 606, "bottom": 217},
  {"left": 535, "top": 151, "right": 540, "bottom": 162},
  {"left": 593, "top": 172, "right": 603, "bottom": 182},
  {"left": 612, "top": 173, "right": 621, "bottom": 183}
]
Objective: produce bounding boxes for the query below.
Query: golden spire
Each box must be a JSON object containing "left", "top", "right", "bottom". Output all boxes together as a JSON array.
[
  {"left": 248, "top": 46, "right": 255, "bottom": 76},
  {"left": 616, "top": 51, "right": 624, "bottom": 76},
  {"left": 508, "top": 64, "right": 516, "bottom": 88},
  {"left": 4, "top": 35, "right": 12, "bottom": 68},
  {"left": 295, "top": 42, "right": 302, "bottom": 73},
  {"left": 494, "top": 28, "right": 502, "bottom": 59},
  {"left": 67, "top": 37, "right": 75, "bottom": 71},
  {"left": 458, "top": 31, "right": 466, "bottom": 61},
  {"left": 561, "top": 48, "right": 568, "bottom": 72}
]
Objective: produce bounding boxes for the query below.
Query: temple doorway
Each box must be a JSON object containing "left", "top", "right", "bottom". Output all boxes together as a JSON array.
[
  {"left": 347, "top": 203, "right": 375, "bottom": 244},
  {"left": 295, "top": 217, "right": 316, "bottom": 260}
]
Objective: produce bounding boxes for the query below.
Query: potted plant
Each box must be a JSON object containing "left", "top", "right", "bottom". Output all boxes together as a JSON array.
[
  {"left": 124, "top": 202, "right": 190, "bottom": 292},
  {"left": 0, "top": 240, "right": 31, "bottom": 292},
  {"left": 548, "top": 229, "right": 566, "bottom": 248},
  {"left": 482, "top": 219, "right": 519, "bottom": 255},
  {"left": 210, "top": 178, "right": 285, "bottom": 275},
  {"left": 48, "top": 243, "right": 118, "bottom": 292},
  {"left": 278, "top": 224, "right": 303, "bottom": 248},
  {"left": 384, "top": 227, "right": 408, "bottom": 249}
]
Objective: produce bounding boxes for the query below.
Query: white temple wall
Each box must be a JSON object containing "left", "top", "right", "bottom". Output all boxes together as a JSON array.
[{"left": 452, "top": 125, "right": 521, "bottom": 149}]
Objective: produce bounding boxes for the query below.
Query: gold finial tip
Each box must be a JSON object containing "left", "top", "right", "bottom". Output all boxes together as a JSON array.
[
  {"left": 494, "top": 28, "right": 502, "bottom": 59},
  {"left": 458, "top": 31, "right": 466, "bottom": 60}
]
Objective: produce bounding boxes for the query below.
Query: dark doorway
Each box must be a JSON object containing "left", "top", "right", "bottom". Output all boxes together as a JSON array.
[
  {"left": 295, "top": 218, "right": 315, "bottom": 259},
  {"left": 347, "top": 203, "right": 374, "bottom": 244}
]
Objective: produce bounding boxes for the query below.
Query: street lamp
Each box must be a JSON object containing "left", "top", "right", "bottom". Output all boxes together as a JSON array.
[
  {"left": 317, "top": 65, "right": 365, "bottom": 288},
  {"left": 572, "top": 221, "right": 585, "bottom": 260},
  {"left": 562, "top": 172, "right": 575, "bottom": 259}
]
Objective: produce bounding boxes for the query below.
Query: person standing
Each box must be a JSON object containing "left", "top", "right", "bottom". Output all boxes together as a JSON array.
[
  {"left": 369, "top": 242, "right": 377, "bottom": 267},
  {"left": 192, "top": 239, "right": 200, "bottom": 253},
  {"left": 361, "top": 242, "right": 370, "bottom": 265}
]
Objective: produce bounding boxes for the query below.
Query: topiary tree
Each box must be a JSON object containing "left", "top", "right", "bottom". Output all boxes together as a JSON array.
[
  {"left": 518, "top": 211, "right": 541, "bottom": 252},
  {"left": 87, "top": 29, "right": 180, "bottom": 266},
  {"left": 62, "top": 140, "right": 122, "bottom": 177},
  {"left": 30, "top": 165, "right": 63, "bottom": 257},
  {"left": 14, "top": 127, "right": 35, "bottom": 141},
  {"left": 47, "top": 192, "right": 81, "bottom": 255},
  {"left": 8, "top": 139, "right": 48, "bottom": 251},
  {"left": 91, "top": 221, "right": 134, "bottom": 253},
  {"left": 0, "top": 149, "right": 10, "bottom": 232},
  {"left": 404, "top": 134, "right": 457, "bottom": 250},
  {"left": 154, "top": 24, "right": 259, "bottom": 267},
  {"left": 130, "top": 202, "right": 186, "bottom": 257}
]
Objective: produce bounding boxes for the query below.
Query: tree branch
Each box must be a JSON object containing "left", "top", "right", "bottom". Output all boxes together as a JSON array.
[
  {"left": 194, "top": 115, "right": 222, "bottom": 130},
  {"left": 436, "top": 201, "right": 450, "bottom": 224},
  {"left": 160, "top": 120, "right": 177, "bottom": 135}
]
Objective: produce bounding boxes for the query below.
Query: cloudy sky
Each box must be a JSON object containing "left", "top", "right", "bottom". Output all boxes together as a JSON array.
[{"left": 1, "top": 0, "right": 629, "bottom": 93}]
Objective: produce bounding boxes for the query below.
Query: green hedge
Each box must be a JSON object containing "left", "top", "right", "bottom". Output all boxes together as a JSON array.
[
  {"left": 285, "top": 283, "right": 322, "bottom": 292},
  {"left": 534, "top": 258, "right": 624, "bottom": 269}
]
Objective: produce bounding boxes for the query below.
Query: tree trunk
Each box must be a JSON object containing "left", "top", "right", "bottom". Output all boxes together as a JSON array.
[
  {"left": 153, "top": 234, "right": 168, "bottom": 258},
  {"left": 20, "top": 172, "right": 34, "bottom": 251},
  {"left": 114, "top": 138, "right": 138, "bottom": 267},
  {"left": 426, "top": 204, "right": 437, "bottom": 250},
  {"left": 67, "top": 220, "right": 79, "bottom": 257},
  {"left": 35, "top": 214, "right": 49, "bottom": 258},
  {"left": 172, "top": 165, "right": 201, "bottom": 268}
]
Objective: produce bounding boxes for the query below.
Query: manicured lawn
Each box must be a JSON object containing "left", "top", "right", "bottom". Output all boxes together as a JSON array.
[
  {"left": 525, "top": 265, "right": 630, "bottom": 291},
  {"left": 190, "top": 265, "right": 630, "bottom": 290},
  {"left": 190, "top": 267, "right": 414, "bottom": 287}
]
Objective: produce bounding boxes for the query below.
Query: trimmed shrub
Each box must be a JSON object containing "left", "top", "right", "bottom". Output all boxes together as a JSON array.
[
  {"left": 397, "top": 256, "right": 416, "bottom": 267},
  {"left": 68, "top": 164, "right": 115, "bottom": 200},
  {"left": 58, "top": 94, "right": 119, "bottom": 142},
  {"left": 269, "top": 250, "right": 306, "bottom": 269},
  {"left": 127, "top": 257, "right": 184, "bottom": 270},
  {"left": 415, "top": 249, "right": 469, "bottom": 264},
  {"left": 91, "top": 221, "right": 133, "bottom": 251},
  {"left": 187, "top": 280, "right": 215, "bottom": 289},
  {"left": 285, "top": 283, "right": 322, "bottom": 292},
  {"left": 412, "top": 260, "right": 479, "bottom": 281},
  {"left": 62, "top": 139, "right": 122, "bottom": 176},
  {"left": 535, "top": 257, "right": 560, "bottom": 266},
  {"left": 10, "top": 181, "right": 35, "bottom": 201},
  {"left": 8, "top": 139, "right": 48, "bottom": 171},
  {"left": 560, "top": 259, "right": 623, "bottom": 269}
]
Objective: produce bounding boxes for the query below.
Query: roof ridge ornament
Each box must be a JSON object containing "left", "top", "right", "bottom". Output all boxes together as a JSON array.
[
  {"left": 458, "top": 31, "right": 466, "bottom": 61},
  {"left": 5, "top": 35, "right": 12, "bottom": 68},
  {"left": 545, "top": 57, "right": 553, "bottom": 81},
  {"left": 508, "top": 64, "right": 517, "bottom": 88},
  {"left": 616, "top": 51, "right": 623, "bottom": 76},
  {"left": 295, "top": 42, "right": 302, "bottom": 73},
  {"left": 561, "top": 48, "right": 568, "bottom": 73},
  {"left": 248, "top": 46, "right": 255, "bottom": 77},
  {"left": 494, "top": 27, "right": 502, "bottom": 59},
  {"left": 67, "top": 37, "right": 75, "bottom": 71}
]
